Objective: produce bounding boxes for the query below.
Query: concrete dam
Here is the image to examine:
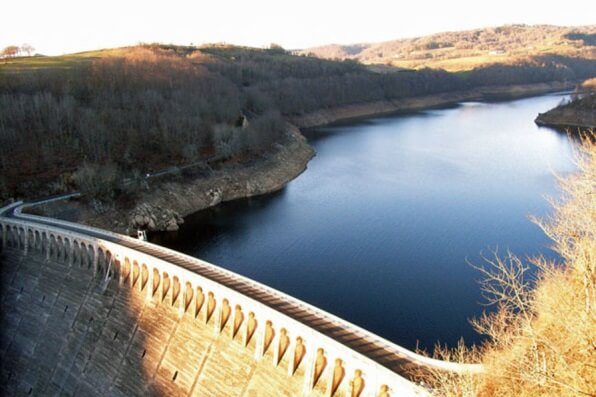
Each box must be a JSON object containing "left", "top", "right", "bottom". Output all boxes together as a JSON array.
[{"left": 0, "top": 200, "right": 481, "bottom": 396}]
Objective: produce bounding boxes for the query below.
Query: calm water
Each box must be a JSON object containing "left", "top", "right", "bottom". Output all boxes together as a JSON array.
[{"left": 156, "top": 94, "right": 577, "bottom": 350}]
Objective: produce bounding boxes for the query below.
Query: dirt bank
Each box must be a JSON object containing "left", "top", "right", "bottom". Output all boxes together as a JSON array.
[{"left": 289, "top": 81, "right": 575, "bottom": 128}]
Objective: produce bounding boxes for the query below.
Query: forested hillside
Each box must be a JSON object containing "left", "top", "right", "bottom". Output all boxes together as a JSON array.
[{"left": 1, "top": 39, "right": 595, "bottom": 202}]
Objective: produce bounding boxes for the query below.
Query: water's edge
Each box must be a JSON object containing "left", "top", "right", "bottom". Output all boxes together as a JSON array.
[
  {"left": 152, "top": 81, "right": 575, "bottom": 225},
  {"left": 47, "top": 81, "right": 573, "bottom": 234},
  {"left": 289, "top": 81, "right": 574, "bottom": 129}
]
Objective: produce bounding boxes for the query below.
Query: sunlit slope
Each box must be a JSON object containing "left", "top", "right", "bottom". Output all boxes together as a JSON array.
[{"left": 300, "top": 24, "right": 596, "bottom": 71}]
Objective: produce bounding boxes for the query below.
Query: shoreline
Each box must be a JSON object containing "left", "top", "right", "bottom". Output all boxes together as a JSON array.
[
  {"left": 534, "top": 106, "right": 595, "bottom": 132},
  {"left": 289, "top": 81, "right": 575, "bottom": 129},
  {"left": 40, "top": 125, "right": 315, "bottom": 234},
  {"left": 535, "top": 116, "right": 596, "bottom": 131},
  {"left": 43, "top": 80, "right": 577, "bottom": 233}
]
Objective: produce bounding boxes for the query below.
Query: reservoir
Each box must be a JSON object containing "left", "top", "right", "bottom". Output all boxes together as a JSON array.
[{"left": 157, "top": 93, "right": 576, "bottom": 351}]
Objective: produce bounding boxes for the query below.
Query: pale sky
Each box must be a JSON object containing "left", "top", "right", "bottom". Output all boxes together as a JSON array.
[{"left": 2, "top": 0, "right": 595, "bottom": 55}]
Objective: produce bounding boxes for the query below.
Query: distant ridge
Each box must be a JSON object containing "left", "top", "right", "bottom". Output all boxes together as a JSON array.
[{"left": 297, "top": 24, "right": 596, "bottom": 71}]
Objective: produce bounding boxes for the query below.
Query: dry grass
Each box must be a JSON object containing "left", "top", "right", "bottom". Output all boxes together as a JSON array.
[
  {"left": 417, "top": 132, "right": 596, "bottom": 396},
  {"left": 388, "top": 55, "right": 504, "bottom": 72},
  {"left": 581, "top": 78, "right": 596, "bottom": 90},
  {"left": 385, "top": 43, "right": 591, "bottom": 72}
]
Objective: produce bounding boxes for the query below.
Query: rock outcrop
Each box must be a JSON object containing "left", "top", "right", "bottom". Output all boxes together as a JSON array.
[
  {"left": 74, "top": 124, "right": 314, "bottom": 234},
  {"left": 129, "top": 203, "right": 185, "bottom": 231},
  {"left": 124, "top": 125, "right": 314, "bottom": 231}
]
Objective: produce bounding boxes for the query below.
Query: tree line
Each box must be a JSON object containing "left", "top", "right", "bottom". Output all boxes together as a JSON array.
[{"left": 1, "top": 44, "right": 35, "bottom": 58}]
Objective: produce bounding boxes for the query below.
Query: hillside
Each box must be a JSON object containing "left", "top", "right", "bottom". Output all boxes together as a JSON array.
[
  {"left": 299, "top": 24, "right": 596, "bottom": 71},
  {"left": 1, "top": 38, "right": 595, "bottom": 231}
]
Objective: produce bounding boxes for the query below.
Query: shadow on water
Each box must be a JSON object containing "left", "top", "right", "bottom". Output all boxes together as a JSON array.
[{"left": 150, "top": 188, "right": 288, "bottom": 251}]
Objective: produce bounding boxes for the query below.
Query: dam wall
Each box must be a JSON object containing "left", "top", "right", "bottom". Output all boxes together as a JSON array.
[{"left": 0, "top": 202, "right": 481, "bottom": 396}]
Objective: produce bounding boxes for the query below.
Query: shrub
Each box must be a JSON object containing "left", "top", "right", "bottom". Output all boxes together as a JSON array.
[{"left": 72, "top": 162, "right": 121, "bottom": 201}]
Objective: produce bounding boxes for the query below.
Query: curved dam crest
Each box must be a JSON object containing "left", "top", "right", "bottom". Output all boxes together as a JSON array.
[{"left": 0, "top": 201, "right": 479, "bottom": 396}]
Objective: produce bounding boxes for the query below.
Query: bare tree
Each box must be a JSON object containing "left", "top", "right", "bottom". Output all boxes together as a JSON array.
[
  {"left": 414, "top": 133, "right": 596, "bottom": 397},
  {"left": 1, "top": 45, "right": 20, "bottom": 58},
  {"left": 20, "top": 43, "right": 34, "bottom": 56}
]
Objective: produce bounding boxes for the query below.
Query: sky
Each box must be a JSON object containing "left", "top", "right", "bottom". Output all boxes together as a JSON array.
[{"left": 2, "top": 0, "right": 594, "bottom": 55}]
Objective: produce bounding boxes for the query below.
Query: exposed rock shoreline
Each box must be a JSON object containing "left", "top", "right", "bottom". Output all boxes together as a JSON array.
[
  {"left": 77, "top": 124, "right": 315, "bottom": 234},
  {"left": 289, "top": 81, "right": 575, "bottom": 128},
  {"left": 44, "top": 80, "right": 577, "bottom": 233}
]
